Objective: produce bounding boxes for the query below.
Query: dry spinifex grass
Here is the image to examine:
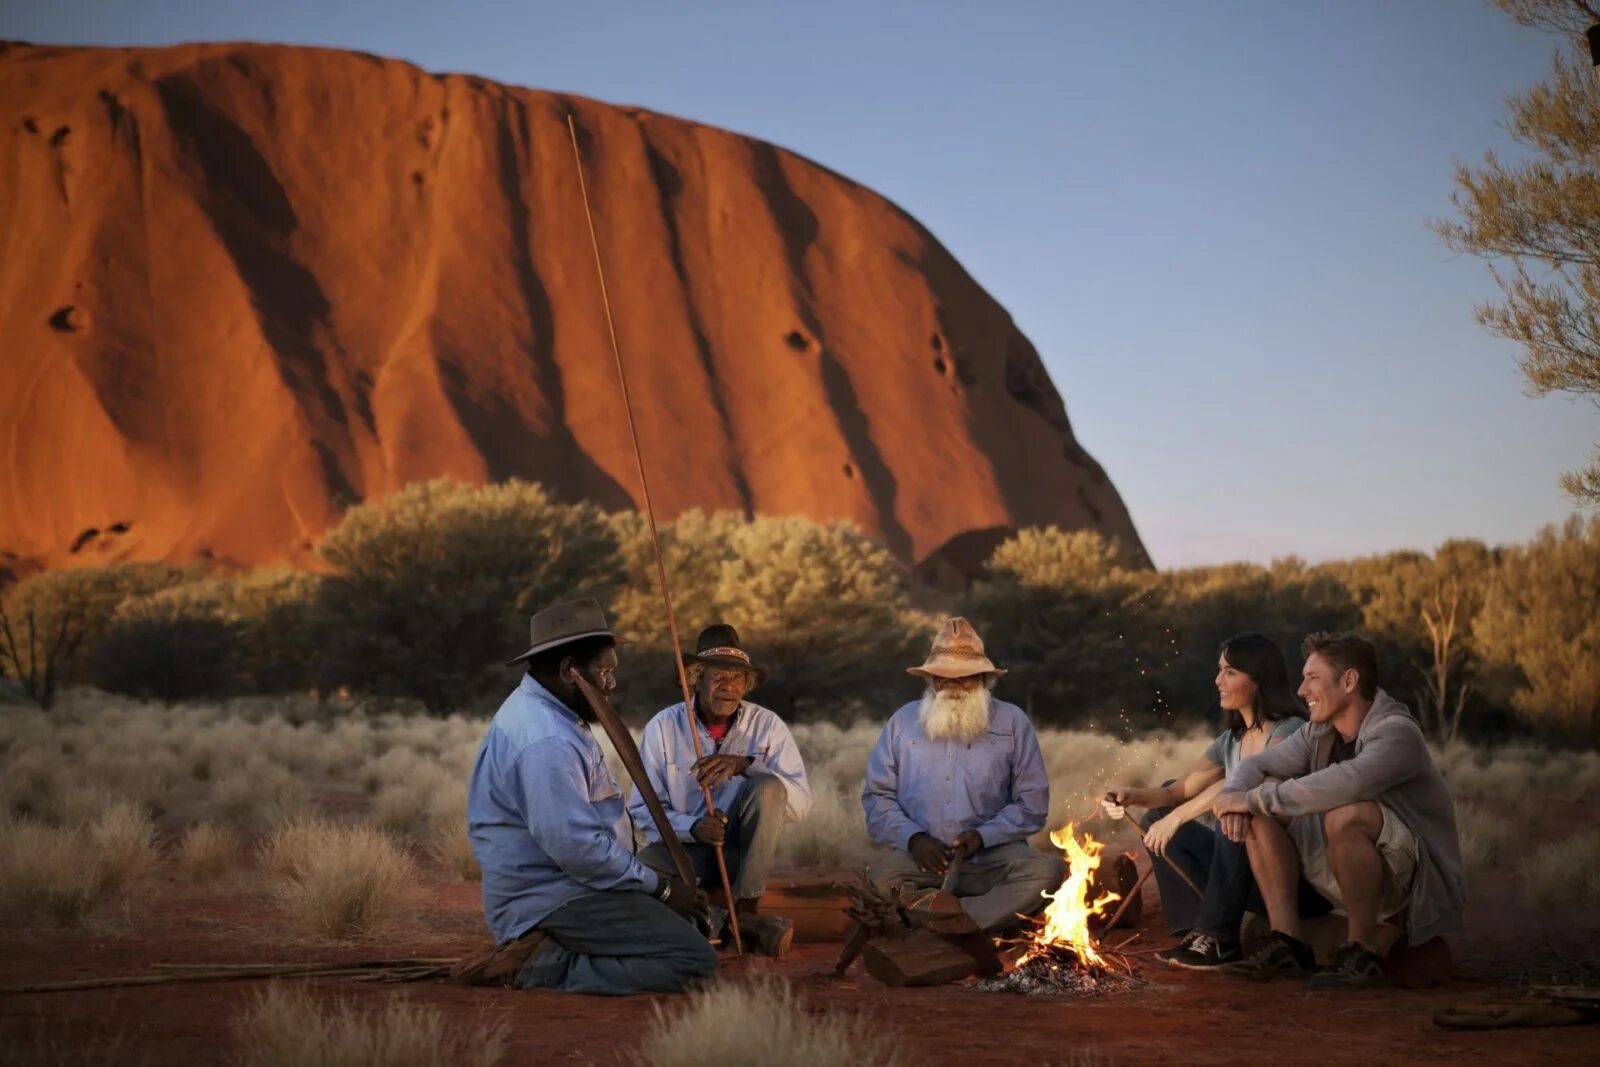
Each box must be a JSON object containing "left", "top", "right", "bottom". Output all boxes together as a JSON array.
[
  {"left": 176, "top": 821, "right": 240, "bottom": 882},
  {"left": 635, "top": 979, "right": 902, "bottom": 1067},
  {"left": 234, "top": 984, "right": 505, "bottom": 1067},
  {"left": 0, "top": 801, "right": 157, "bottom": 925},
  {"left": 259, "top": 819, "right": 420, "bottom": 939}
]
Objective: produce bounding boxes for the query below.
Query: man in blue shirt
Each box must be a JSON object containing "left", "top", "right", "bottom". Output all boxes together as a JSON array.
[
  {"left": 463, "top": 598, "right": 716, "bottom": 995},
  {"left": 631, "top": 624, "right": 811, "bottom": 957},
  {"left": 862, "top": 617, "right": 1064, "bottom": 932}
]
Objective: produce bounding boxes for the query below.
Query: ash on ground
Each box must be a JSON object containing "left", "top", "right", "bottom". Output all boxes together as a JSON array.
[{"left": 971, "top": 954, "right": 1142, "bottom": 998}]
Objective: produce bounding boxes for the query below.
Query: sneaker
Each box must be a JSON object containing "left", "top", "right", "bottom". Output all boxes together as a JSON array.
[
  {"left": 1308, "top": 942, "right": 1389, "bottom": 990},
  {"left": 1155, "top": 931, "right": 1204, "bottom": 965},
  {"left": 1219, "top": 930, "right": 1318, "bottom": 982},
  {"left": 1165, "top": 933, "right": 1243, "bottom": 971}
]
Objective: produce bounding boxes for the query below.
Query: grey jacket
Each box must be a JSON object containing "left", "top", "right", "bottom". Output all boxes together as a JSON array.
[{"left": 1220, "top": 690, "right": 1466, "bottom": 944}]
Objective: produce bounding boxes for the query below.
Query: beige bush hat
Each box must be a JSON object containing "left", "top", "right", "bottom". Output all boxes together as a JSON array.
[{"left": 907, "top": 617, "right": 1006, "bottom": 679}]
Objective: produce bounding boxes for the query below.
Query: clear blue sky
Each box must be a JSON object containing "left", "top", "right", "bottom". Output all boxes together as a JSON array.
[{"left": 7, "top": 0, "right": 1595, "bottom": 567}]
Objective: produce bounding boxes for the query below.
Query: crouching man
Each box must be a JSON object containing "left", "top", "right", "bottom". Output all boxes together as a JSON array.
[
  {"left": 1213, "top": 631, "right": 1467, "bottom": 989},
  {"left": 632, "top": 625, "right": 812, "bottom": 957},
  {"left": 861, "top": 618, "right": 1064, "bottom": 931},
  {"left": 463, "top": 599, "right": 717, "bottom": 995}
]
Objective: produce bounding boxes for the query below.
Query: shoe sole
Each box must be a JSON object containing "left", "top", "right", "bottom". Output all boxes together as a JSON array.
[{"left": 1168, "top": 956, "right": 1240, "bottom": 972}]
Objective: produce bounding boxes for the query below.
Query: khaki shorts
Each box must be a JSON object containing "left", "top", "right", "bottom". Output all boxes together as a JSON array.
[{"left": 1289, "top": 804, "right": 1418, "bottom": 920}]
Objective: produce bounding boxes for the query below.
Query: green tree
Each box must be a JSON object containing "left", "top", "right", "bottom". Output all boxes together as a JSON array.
[
  {"left": 1474, "top": 515, "right": 1600, "bottom": 743},
  {"left": 1437, "top": 0, "right": 1600, "bottom": 502},
  {"left": 316, "top": 480, "right": 622, "bottom": 714},
  {"left": 0, "top": 563, "right": 194, "bottom": 708},
  {"left": 961, "top": 527, "right": 1158, "bottom": 727},
  {"left": 611, "top": 510, "right": 919, "bottom": 718}
]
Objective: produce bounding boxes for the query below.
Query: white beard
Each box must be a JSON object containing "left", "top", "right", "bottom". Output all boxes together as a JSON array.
[{"left": 918, "top": 683, "right": 992, "bottom": 744}]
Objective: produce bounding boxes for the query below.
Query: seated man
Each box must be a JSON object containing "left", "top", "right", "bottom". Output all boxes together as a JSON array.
[
  {"left": 861, "top": 617, "right": 1064, "bottom": 932},
  {"left": 1213, "top": 631, "right": 1467, "bottom": 989},
  {"left": 631, "top": 624, "right": 811, "bottom": 957},
  {"left": 465, "top": 599, "right": 716, "bottom": 995}
]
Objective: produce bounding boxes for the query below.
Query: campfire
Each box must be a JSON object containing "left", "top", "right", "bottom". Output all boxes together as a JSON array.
[{"left": 975, "top": 824, "right": 1143, "bottom": 997}]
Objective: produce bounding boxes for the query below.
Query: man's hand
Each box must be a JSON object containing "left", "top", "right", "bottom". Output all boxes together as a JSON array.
[
  {"left": 908, "top": 832, "right": 952, "bottom": 875},
  {"left": 1220, "top": 812, "right": 1252, "bottom": 844},
  {"left": 951, "top": 829, "right": 983, "bottom": 860},
  {"left": 654, "top": 874, "right": 711, "bottom": 924},
  {"left": 690, "top": 810, "right": 727, "bottom": 847},
  {"left": 692, "top": 753, "right": 754, "bottom": 790},
  {"left": 1143, "top": 813, "right": 1181, "bottom": 857},
  {"left": 1211, "top": 790, "right": 1250, "bottom": 817}
]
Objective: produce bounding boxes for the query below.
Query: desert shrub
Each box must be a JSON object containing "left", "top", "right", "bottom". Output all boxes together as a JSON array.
[
  {"left": 89, "top": 593, "right": 245, "bottom": 704},
  {"left": 1522, "top": 828, "right": 1600, "bottom": 909},
  {"left": 610, "top": 510, "right": 922, "bottom": 717},
  {"left": 316, "top": 479, "right": 622, "bottom": 714},
  {"left": 0, "top": 563, "right": 195, "bottom": 708},
  {"left": 233, "top": 985, "right": 505, "bottom": 1067},
  {"left": 1475, "top": 516, "right": 1600, "bottom": 744},
  {"left": 260, "top": 820, "right": 420, "bottom": 938},
  {"left": 177, "top": 821, "right": 240, "bottom": 881},
  {"left": 0, "top": 802, "right": 155, "bottom": 924},
  {"left": 634, "top": 979, "right": 901, "bottom": 1067}
]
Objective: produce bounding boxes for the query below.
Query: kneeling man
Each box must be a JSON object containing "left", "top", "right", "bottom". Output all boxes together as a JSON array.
[
  {"left": 861, "top": 618, "right": 1064, "bottom": 931},
  {"left": 632, "top": 625, "right": 812, "bottom": 956},
  {"left": 1213, "top": 631, "right": 1466, "bottom": 989},
  {"left": 465, "top": 599, "right": 716, "bottom": 995}
]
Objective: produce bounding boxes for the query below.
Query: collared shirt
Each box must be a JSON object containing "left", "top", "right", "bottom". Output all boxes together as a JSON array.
[
  {"left": 467, "top": 675, "right": 658, "bottom": 944},
  {"left": 628, "top": 700, "right": 812, "bottom": 844},
  {"left": 861, "top": 698, "right": 1051, "bottom": 851}
]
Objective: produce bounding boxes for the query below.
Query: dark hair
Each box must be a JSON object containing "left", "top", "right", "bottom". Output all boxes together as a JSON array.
[
  {"left": 524, "top": 635, "right": 616, "bottom": 682},
  {"left": 1219, "top": 632, "right": 1301, "bottom": 736},
  {"left": 1301, "top": 631, "right": 1378, "bottom": 701}
]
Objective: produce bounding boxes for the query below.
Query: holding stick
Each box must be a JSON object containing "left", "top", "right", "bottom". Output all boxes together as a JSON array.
[{"left": 565, "top": 114, "right": 742, "bottom": 954}]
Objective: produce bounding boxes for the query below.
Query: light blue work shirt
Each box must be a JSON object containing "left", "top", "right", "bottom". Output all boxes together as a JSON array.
[
  {"left": 861, "top": 699, "right": 1051, "bottom": 851},
  {"left": 467, "top": 675, "right": 659, "bottom": 944},
  {"left": 628, "top": 700, "right": 812, "bottom": 843}
]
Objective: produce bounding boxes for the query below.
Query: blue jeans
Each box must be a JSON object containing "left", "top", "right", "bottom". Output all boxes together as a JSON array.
[
  {"left": 518, "top": 891, "right": 718, "bottom": 995},
  {"left": 1142, "top": 792, "right": 1332, "bottom": 942},
  {"left": 640, "top": 772, "right": 787, "bottom": 900}
]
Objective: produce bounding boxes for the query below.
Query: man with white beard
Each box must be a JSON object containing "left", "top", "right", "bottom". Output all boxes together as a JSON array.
[{"left": 861, "top": 618, "right": 1063, "bottom": 932}]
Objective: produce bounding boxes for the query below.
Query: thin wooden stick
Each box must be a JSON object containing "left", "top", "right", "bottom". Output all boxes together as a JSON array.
[
  {"left": 149, "top": 958, "right": 453, "bottom": 971},
  {"left": 0, "top": 965, "right": 419, "bottom": 995},
  {"left": 565, "top": 112, "right": 741, "bottom": 956},
  {"left": 1101, "top": 863, "right": 1153, "bottom": 932},
  {"left": 1121, "top": 812, "right": 1205, "bottom": 898}
]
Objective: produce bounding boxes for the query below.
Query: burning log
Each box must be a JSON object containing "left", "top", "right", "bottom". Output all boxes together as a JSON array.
[{"left": 976, "top": 824, "right": 1145, "bottom": 998}]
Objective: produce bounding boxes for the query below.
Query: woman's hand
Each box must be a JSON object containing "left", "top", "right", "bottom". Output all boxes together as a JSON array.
[{"left": 1143, "top": 813, "right": 1182, "bottom": 856}]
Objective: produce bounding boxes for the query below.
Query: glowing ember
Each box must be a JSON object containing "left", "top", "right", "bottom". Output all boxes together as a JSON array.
[{"left": 1018, "top": 823, "right": 1121, "bottom": 970}]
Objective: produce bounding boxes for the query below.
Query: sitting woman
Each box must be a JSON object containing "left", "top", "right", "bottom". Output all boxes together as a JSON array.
[{"left": 1103, "top": 631, "right": 1306, "bottom": 969}]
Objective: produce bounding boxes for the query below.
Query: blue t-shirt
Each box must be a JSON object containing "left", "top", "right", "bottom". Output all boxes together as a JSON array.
[{"left": 1202, "top": 716, "right": 1306, "bottom": 777}]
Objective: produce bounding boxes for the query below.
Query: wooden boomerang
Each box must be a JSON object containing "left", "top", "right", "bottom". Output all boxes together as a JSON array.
[{"left": 573, "top": 674, "right": 696, "bottom": 884}]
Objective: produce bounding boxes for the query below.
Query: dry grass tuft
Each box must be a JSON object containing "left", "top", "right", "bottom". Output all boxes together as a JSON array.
[
  {"left": 177, "top": 821, "right": 240, "bottom": 882},
  {"left": 424, "top": 789, "right": 479, "bottom": 881},
  {"left": 635, "top": 979, "right": 902, "bottom": 1067},
  {"left": 0, "top": 803, "right": 154, "bottom": 925},
  {"left": 261, "top": 819, "right": 421, "bottom": 938},
  {"left": 1522, "top": 828, "right": 1600, "bottom": 910},
  {"left": 233, "top": 984, "right": 505, "bottom": 1067}
]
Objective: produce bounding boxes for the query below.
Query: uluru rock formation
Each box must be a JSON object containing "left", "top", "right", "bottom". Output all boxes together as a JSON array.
[{"left": 0, "top": 41, "right": 1145, "bottom": 581}]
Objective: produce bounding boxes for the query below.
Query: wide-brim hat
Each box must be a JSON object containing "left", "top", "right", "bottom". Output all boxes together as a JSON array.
[
  {"left": 505, "top": 598, "right": 620, "bottom": 666},
  {"left": 907, "top": 616, "right": 1006, "bottom": 679},
  {"left": 681, "top": 623, "right": 768, "bottom": 688}
]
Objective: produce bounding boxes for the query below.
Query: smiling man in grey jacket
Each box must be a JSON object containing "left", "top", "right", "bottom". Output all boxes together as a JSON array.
[{"left": 1212, "top": 631, "right": 1466, "bottom": 990}]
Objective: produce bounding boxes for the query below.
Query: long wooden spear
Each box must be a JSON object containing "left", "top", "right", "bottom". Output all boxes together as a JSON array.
[{"left": 565, "top": 113, "right": 743, "bottom": 955}]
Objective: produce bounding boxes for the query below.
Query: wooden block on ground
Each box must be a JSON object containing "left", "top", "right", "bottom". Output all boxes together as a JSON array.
[
  {"left": 862, "top": 929, "right": 978, "bottom": 988},
  {"left": 759, "top": 879, "right": 855, "bottom": 943},
  {"left": 1090, "top": 852, "right": 1141, "bottom": 930}
]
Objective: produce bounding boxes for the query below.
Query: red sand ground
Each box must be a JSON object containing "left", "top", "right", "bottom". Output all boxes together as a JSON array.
[{"left": 2, "top": 861, "right": 1593, "bottom": 1066}]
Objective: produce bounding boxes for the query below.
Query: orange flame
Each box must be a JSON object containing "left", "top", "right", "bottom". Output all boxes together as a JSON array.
[{"left": 1021, "top": 823, "right": 1121, "bottom": 969}]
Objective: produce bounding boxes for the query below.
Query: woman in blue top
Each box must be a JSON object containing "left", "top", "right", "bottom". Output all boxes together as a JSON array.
[{"left": 1103, "top": 632, "right": 1308, "bottom": 969}]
